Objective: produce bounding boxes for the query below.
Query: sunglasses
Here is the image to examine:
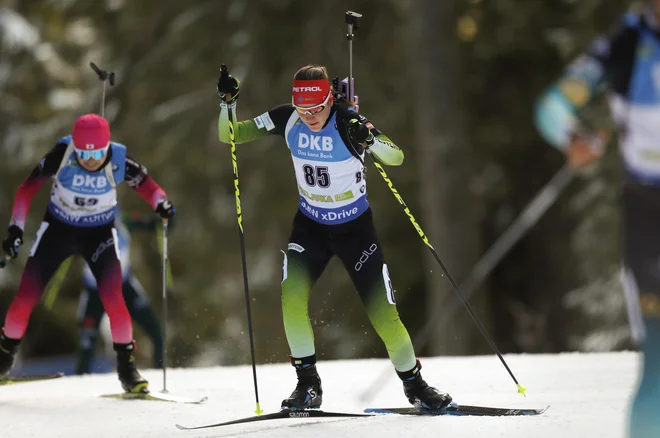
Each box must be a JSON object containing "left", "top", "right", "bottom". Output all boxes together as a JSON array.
[
  {"left": 75, "top": 148, "right": 108, "bottom": 161},
  {"left": 293, "top": 91, "right": 332, "bottom": 116}
]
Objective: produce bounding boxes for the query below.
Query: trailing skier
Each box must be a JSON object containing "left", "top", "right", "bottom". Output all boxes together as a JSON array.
[
  {"left": 0, "top": 114, "right": 175, "bottom": 393},
  {"left": 535, "top": 2, "right": 660, "bottom": 436}
]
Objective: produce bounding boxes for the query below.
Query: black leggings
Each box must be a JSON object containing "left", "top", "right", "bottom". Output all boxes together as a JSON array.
[
  {"left": 3, "top": 213, "right": 133, "bottom": 344},
  {"left": 281, "top": 208, "right": 416, "bottom": 371}
]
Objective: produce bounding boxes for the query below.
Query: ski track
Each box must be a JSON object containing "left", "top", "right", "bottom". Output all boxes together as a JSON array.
[{"left": 0, "top": 352, "right": 638, "bottom": 438}]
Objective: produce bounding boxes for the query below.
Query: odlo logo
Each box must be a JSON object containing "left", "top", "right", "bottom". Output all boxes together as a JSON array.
[
  {"left": 92, "top": 237, "right": 114, "bottom": 262},
  {"left": 355, "top": 243, "right": 378, "bottom": 271},
  {"left": 299, "top": 133, "right": 333, "bottom": 151},
  {"left": 73, "top": 175, "right": 107, "bottom": 189}
]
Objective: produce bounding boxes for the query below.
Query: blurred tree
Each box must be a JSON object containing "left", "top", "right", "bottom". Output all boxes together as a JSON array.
[{"left": 409, "top": 0, "right": 481, "bottom": 356}]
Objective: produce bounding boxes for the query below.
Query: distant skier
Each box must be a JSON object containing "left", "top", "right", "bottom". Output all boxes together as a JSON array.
[
  {"left": 0, "top": 114, "right": 175, "bottom": 393},
  {"left": 216, "top": 64, "right": 452, "bottom": 411},
  {"left": 535, "top": 2, "right": 660, "bottom": 436}
]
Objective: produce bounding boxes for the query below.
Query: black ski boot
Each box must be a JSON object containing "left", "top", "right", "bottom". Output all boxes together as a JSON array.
[
  {"left": 281, "top": 354, "right": 323, "bottom": 410},
  {"left": 114, "top": 341, "right": 148, "bottom": 393},
  {"left": 0, "top": 329, "right": 20, "bottom": 376},
  {"left": 397, "top": 360, "right": 452, "bottom": 411}
]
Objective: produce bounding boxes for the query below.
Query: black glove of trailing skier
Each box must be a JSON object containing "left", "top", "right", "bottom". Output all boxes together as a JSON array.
[
  {"left": 2, "top": 226, "right": 23, "bottom": 259},
  {"left": 347, "top": 119, "right": 374, "bottom": 147},
  {"left": 156, "top": 200, "right": 176, "bottom": 219},
  {"left": 217, "top": 64, "right": 240, "bottom": 103}
]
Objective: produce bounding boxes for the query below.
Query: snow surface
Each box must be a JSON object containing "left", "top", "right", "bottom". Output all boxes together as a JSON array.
[{"left": 0, "top": 352, "right": 639, "bottom": 438}]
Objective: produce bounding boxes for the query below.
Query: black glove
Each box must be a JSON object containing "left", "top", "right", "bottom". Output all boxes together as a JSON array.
[
  {"left": 156, "top": 200, "right": 176, "bottom": 219},
  {"left": 347, "top": 119, "right": 374, "bottom": 146},
  {"left": 2, "top": 225, "right": 23, "bottom": 259},
  {"left": 217, "top": 64, "right": 240, "bottom": 103}
]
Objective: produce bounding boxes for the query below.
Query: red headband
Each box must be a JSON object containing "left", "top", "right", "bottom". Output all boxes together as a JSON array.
[{"left": 292, "top": 79, "right": 332, "bottom": 106}]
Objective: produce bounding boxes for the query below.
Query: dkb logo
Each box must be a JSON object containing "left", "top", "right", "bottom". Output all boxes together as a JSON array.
[
  {"left": 298, "top": 133, "right": 333, "bottom": 151},
  {"left": 72, "top": 175, "right": 108, "bottom": 189}
]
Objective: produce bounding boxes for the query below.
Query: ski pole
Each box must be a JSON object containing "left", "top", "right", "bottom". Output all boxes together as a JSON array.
[
  {"left": 222, "top": 64, "right": 262, "bottom": 415},
  {"left": 89, "top": 62, "right": 115, "bottom": 117},
  {"left": 342, "top": 10, "right": 526, "bottom": 397},
  {"left": 360, "top": 164, "right": 574, "bottom": 401},
  {"left": 345, "top": 11, "right": 361, "bottom": 103},
  {"left": 161, "top": 219, "right": 169, "bottom": 393}
]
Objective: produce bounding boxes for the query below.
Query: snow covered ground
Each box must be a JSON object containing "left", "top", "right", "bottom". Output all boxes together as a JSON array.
[{"left": 0, "top": 352, "right": 638, "bottom": 438}]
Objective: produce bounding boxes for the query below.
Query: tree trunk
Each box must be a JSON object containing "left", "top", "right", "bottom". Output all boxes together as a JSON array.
[{"left": 410, "top": 0, "right": 480, "bottom": 356}]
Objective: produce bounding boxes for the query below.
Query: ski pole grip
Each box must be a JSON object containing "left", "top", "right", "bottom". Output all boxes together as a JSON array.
[
  {"left": 345, "top": 10, "right": 362, "bottom": 27},
  {"left": 90, "top": 62, "right": 115, "bottom": 86},
  {"left": 90, "top": 62, "right": 106, "bottom": 80}
]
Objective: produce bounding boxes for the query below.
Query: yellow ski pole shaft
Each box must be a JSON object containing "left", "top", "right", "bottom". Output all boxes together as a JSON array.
[{"left": 222, "top": 64, "right": 262, "bottom": 415}]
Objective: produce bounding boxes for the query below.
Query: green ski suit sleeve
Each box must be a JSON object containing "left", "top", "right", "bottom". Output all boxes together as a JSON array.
[{"left": 218, "top": 101, "right": 270, "bottom": 144}]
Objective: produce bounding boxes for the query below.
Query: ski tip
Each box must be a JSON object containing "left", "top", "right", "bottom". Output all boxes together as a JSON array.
[{"left": 174, "top": 424, "right": 188, "bottom": 430}]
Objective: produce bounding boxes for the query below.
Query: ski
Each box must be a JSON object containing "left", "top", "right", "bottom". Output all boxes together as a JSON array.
[
  {"left": 100, "top": 391, "right": 207, "bottom": 404},
  {"left": 175, "top": 409, "right": 372, "bottom": 430},
  {"left": 364, "top": 403, "right": 549, "bottom": 417},
  {"left": 0, "top": 372, "right": 64, "bottom": 386},
  {"left": 174, "top": 403, "right": 548, "bottom": 430}
]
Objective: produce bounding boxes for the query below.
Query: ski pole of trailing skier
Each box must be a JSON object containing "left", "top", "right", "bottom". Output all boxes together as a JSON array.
[
  {"left": 161, "top": 218, "right": 169, "bottom": 393},
  {"left": 221, "top": 64, "right": 262, "bottom": 415},
  {"left": 343, "top": 11, "right": 526, "bottom": 397},
  {"left": 89, "top": 62, "right": 115, "bottom": 117},
  {"left": 360, "top": 164, "right": 574, "bottom": 401}
]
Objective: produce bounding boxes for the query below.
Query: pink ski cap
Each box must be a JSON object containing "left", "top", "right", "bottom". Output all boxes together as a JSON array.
[{"left": 72, "top": 114, "right": 111, "bottom": 151}]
